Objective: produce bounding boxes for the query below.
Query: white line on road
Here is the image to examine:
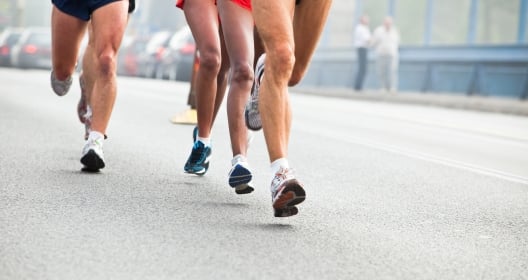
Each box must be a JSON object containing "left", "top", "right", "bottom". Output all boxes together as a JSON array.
[{"left": 297, "top": 124, "right": 528, "bottom": 186}]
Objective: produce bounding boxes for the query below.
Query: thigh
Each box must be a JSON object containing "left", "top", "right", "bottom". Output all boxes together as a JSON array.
[
  {"left": 51, "top": 5, "right": 88, "bottom": 66},
  {"left": 183, "top": 0, "right": 221, "bottom": 56},
  {"left": 217, "top": 0, "right": 254, "bottom": 66},
  {"left": 252, "top": 0, "right": 295, "bottom": 53},
  {"left": 291, "top": 0, "right": 332, "bottom": 79},
  {"left": 90, "top": 1, "right": 129, "bottom": 56}
]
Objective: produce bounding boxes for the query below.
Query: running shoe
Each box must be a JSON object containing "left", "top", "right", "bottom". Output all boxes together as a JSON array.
[
  {"left": 228, "top": 160, "right": 254, "bottom": 195},
  {"left": 271, "top": 167, "right": 306, "bottom": 217},
  {"left": 274, "top": 206, "right": 299, "bottom": 217},
  {"left": 245, "top": 54, "right": 265, "bottom": 131},
  {"left": 184, "top": 140, "right": 212, "bottom": 175},
  {"left": 80, "top": 136, "right": 105, "bottom": 172},
  {"left": 50, "top": 71, "right": 72, "bottom": 96},
  {"left": 192, "top": 126, "right": 198, "bottom": 143}
]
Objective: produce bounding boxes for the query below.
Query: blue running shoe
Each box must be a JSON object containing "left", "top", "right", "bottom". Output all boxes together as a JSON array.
[
  {"left": 184, "top": 140, "right": 212, "bottom": 175},
  {"left": 228, "top": 161, "right": 254, "bottom": 194}
]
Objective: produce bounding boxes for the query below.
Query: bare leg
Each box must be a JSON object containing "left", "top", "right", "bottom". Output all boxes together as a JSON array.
[
  {"left": 89, "top": 1, "right": 129, "bottom": 135},
  {"left": 51, "top": 6, "right": 87, "bottom": 80},
  {"left": 252, "top": 0, "right": 295, "bottom": 162},
  {"left": 183, "top": 1, "right": 222, "bottom": 139},
  {"left": 81, "top": 24, "right": 96, "bottom": 108},
  {"left": 289, "top": 0, "right": 332, "bottom": 86},
  {"left": 217, "top": 0, "right": 254, "bottom": 158},
  {"left": 212, "top": 28, "right": 230, "bottom": 125}
]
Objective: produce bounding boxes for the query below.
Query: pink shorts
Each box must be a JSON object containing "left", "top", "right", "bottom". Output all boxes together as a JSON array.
[{"left": 176, "top": 0, "right": 250, "bottom": 10}]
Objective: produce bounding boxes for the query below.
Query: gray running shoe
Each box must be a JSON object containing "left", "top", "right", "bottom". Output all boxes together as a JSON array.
[
  {"left": 51, "top": 71, "right": 72, "bottom": 96},
  {"left": 245, "top": 54, "right": 265, "bottom": 131}
]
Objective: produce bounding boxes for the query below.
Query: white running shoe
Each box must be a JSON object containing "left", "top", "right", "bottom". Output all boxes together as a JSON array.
[
  {"left": 245, "top": 54, "right": 265, "bottom": 131},
  {"left": 270, "top": 167, "right": 306, "bottom": 217},
  {"left": 80, "top": 136, "right": 105, "bottom": 172},
  {"left": 50, "top": 71, "right": 72, "bottom": 96}
]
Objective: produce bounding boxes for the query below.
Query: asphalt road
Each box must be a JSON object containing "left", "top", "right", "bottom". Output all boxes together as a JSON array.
[{"left": 1, "top": 68, "right": 527, "bottom": 280}]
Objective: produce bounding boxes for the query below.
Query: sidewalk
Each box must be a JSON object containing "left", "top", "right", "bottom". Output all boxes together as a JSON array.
[{"left": 296, "top": 87, "right": 528, "bottom": 117}]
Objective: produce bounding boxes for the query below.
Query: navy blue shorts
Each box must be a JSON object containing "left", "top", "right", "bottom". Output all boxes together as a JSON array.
[{"left": 51, "top": 0, "right": 135, "bottom": 21}]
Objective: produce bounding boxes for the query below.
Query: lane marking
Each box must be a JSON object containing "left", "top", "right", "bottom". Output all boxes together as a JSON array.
[{"left": 296, "top": 124, "right": 528, "bottom": 186}]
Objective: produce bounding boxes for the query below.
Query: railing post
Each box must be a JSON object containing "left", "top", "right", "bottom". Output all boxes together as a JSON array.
[
  {"left": 424, "top": 0, "right": 434, "bottom": 45},
  {"left": 518, "top": 0, "right": 528, "bottom": 44},
  {"left": 467, "top": 0, "right": 479, "bottom": 44}
]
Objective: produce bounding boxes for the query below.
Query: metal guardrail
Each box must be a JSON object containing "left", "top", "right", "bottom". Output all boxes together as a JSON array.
[{"left": 301, "top": 45, "right": 528, "bottom": 99}]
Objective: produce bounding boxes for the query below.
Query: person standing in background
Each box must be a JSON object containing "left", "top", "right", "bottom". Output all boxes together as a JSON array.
[
  {"left": 353, "top": 15, "right": 371, "bottom": 91},
  {"left": 371, "top": 16, "right": 400, "bottom": 93}
]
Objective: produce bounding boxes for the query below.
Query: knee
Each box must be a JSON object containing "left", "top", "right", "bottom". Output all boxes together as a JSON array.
[
  {"left": 230, "top": 62, "right": 254, "bottom": 87},
  {"left": 198, "top": 49, "right": 221, "bottom": 76},
  {"left": 96, "top": 51, "right": 117, "bottom": 77},
  {"left": 267, "top": 46, "right": 295, "bottom": 81}
]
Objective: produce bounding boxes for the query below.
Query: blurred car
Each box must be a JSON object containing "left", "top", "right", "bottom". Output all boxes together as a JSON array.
[
  {"left": 117, "top": 34, "right": 150, "bottom": 77},
  {"left": 0, "top": 27, "right": 23, "bottom": 67},
  {"left": 136, "top": 30, "right": 173, "bottom": 78},
  {"left": 11, "top": 27, "right": 52, "bottom": 70},
  {"left": 156, "top": 26, "right": 196, "bottom": 81}
]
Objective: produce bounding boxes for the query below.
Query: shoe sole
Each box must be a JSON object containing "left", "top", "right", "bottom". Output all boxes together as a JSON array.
[
  {"left": 235, "top": 184, "right": 254, "bottom": 195},
  {"left": 274, "top": 206, "right": 299, "bottom": 217},
  {"left": 245, "top": 109, "right": 262, "bottom": 131},
  {"left": 184, "top": 161, "right": 209, "bottom": 176},
  {"left": 80, "top": 149, "right": 105, "bottom": 172},
  {"left": 229, "top": 164, "right": 254, "bottom": 195},
  {"left": 272, "top": 180, "right": 306, "bottom": 210}
]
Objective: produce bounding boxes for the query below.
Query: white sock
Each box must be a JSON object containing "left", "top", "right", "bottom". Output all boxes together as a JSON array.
[
  {"left": 197, "top": 136, "right": 211, "bottom": 147},
  {"left": 88, "top": 131, "right": 105, "bottom": 142},
  {"left": 231, "top": 154, "right": 247, "bottom": 166},
  {"left": 270, "top": 158, "right": 289, "bottom": 177}
]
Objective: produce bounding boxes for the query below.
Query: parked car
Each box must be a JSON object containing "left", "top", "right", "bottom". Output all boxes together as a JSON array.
[
  {"left": 156, "top": 26, "right": 196, "bottom": 81},
  {"left": 136, "top": 30, "right": 173, "bottom": 78},
  {"left": 117, "top": 34, "right": 150, "bottom": 77},
  {"left": 10, "top": 27, "right": 52, "bottom": 70},
  {"left": 0, "top": 27, "right": 23, "bottom": 67}
]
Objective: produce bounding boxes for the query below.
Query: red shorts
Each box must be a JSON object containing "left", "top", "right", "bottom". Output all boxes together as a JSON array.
[{"left": 176, "top": 0, "right": 250, "bottom": 10}]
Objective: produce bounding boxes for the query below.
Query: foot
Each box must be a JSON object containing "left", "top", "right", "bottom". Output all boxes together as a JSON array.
[
  {"left": 78, "top": 76, "right": 91, "bottom": 140},
  {"left": 245, "top": 54, "right": 265, "bottom": 131},
  {"left": 271, "top": 167, "right": 306, "bottom": 217},
  {"left": 50, "top": 71, "right": 72, "bottom": 96},
  {"left": 228, "top": 159, "right": 254, "bottom": 195},
  {"left": 80, "top": 135, "right": 105, "bottom": 172},
  {"left": 184, "top": 140, "right": 212, "bottom": 175}
]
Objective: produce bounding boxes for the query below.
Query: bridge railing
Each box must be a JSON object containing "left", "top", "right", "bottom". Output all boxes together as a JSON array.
[{"left": 301, "top": 45, "right": 528, "bottom": 99}]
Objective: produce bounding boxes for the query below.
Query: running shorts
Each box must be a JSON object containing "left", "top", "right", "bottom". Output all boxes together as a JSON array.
[
  {"left": 176, "top": 0, "right": 248, "bottom": 10},
  {"left": 51, "top": 0, "right": 134, "bottom": 21}
]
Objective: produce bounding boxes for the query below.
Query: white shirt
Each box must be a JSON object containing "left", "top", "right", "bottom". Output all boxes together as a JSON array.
[
  {"left": 354, "top": 23, "right": 371, "bottom": 48},
  {"left": 372, "top": 25, "right": 400, "bottom": 56}
]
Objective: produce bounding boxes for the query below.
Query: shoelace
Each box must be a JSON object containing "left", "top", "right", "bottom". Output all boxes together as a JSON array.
[
  {"left": 271, "top": 168, "right": 295, "bottom": 193},
  {"left": 189, "top": 142, "right": 206, "bottom": 164}
]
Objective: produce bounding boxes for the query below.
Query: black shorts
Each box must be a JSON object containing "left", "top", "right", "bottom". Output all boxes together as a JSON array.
[
  {"left": 128, "top": 0, "right": 135, "bottom": 13},
  {"left": 51, "top": 0, "right": 134, "bottom": 21}
]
